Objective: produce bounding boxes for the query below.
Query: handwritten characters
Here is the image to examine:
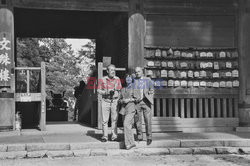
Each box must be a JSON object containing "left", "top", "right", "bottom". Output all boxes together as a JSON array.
[
  {"left": 0, "top": 37, "right": 11, "bottom": 50},
  {"left": 0, "top": 53, "right": 11, "bottom": 65},
  {"left": 0, "top": 68, "right": 10, "bottom": 81},
  {"left": 0, "top": 37, "right": 11, "bottom": 82}
]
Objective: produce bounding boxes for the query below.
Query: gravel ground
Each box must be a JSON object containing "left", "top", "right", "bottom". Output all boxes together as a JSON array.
[{"left": 1, "top": 155, "right": 250, "bottom": 166}]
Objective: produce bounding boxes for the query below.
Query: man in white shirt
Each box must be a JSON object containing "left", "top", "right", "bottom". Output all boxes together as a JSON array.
[{"left": 97, "top": 64, "right": 122, "bottom": 142}]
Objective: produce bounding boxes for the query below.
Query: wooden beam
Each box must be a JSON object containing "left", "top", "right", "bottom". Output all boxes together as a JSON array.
[
  {"left": 144, "top": 0, "right": 238, "bottom": 15},
  {"left": 13, "top": 0, "right": 128, "bottom": 12},
  {"left": 15, "top": 67, "right": 41, "bottom": 70},
  {"left": 144, "top": 6, "right": 237, "bottom": 15},
  {"left": 154, "top": 88, "right": 239, "bottom": 95},
  {"left": 154, "top": 93, "right": 238, "bottom": 99},
  {"left": 128, "top": 0, "right": 145, "bottom": 71}
]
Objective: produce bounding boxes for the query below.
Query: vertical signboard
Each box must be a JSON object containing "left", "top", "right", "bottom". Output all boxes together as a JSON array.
[{"left": 0, "top": 8, "right": 15, "bottom": 129}]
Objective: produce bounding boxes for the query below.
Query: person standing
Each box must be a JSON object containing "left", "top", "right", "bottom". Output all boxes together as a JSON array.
[
  {"left": 119, "top": 74, "right": 136, "bottom": 150},
  {"left": 134, "top": 67, "right": 154, "bottom": 145},
  {"left": 73, "top": 80, "right": 86, "bottom": 121},
  {"left": 97, "top": 64, "right": 122, "bottom": 142}
]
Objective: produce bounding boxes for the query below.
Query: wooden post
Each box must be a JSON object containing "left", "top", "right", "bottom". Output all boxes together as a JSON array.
[
  {"left": 40, "top": 62, "right": 46, "bottom": 131},
  {"left": 26, "top": 70, "right": 30, "bottom": 93},
  {"left": 193, "top": 98, "right": 197, "bottom": 118},
  {"left": 198, "top": 99, "right": 203, "bottom": 118},
  {"left": 174, "top": 98, "right": 179, "bottom": 117},
  {"left": 162, "top": 98, "right": 166, "bottom": 117},
  {"left": 97, "top": 62, "right": 103, "bottom": 129},
  {"left": 168, "top": 99, "right": 172, "bottom": 117},
  {"left": 156, "top": 98, "right": 160, "bottom": 117},
  {"left": 180, "top": 99, "right": 185, "bottom": 118},
  {"left": 238, "top": 0, "right": 249, "bottom": 104},
  {"left": 205, "top": 98, "right": 209, "bottom": 118},
  {"left": 210, "top": 98, "right": 215, "bottom": 118},
  {"left": 128, "top": 0, "right": 145, "bottom": 71},
  {"left": 186, "top": 99, "right": 190, "bottom": 118},
  {"left": 238, "top": 0, "right": 250, "bottom": 126}
]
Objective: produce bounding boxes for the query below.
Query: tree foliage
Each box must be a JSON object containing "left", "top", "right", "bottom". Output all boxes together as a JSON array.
[
  {"left": 76, "top": 39, "right": 96, "bottom": 79},
  {"left": 16, "top": 38, "right": 96, "bottom": 120}
]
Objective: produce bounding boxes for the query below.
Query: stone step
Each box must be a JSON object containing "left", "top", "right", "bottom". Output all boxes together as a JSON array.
[
  {"left": 2, "top": 139, "right": 250, "bottom": 153},
  {"left": 2, "top": 139, "right": 250, "bottom": 159},
  {"left": 1, "top": 147, "right": 250, "bottom": 160}
]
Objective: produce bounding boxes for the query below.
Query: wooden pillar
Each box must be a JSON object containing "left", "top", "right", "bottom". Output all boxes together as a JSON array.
[
  {"left": 97, "top": 62, "right": 103, "bottom": 129},
  {"left": 0, "top": 1, "right": 15, "bottom": 130},
  {"left": 238, "top": 0, "right": 250, "bottom": 126},
  {"left": 128, "top": 0, "right": 145, "bottom": 72},
  {"left": 40, "top": 62, "right": 46, "bottom": 131}
]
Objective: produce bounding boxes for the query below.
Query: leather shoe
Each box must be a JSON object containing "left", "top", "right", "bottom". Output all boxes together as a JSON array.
[
  {"left": 137, "top": 138, "right": 143, "bottom": 142},
  {"left": 147, "top": 139, "right": 152, "bottom": 145},
  {"left": 101, "top": 137, "right": 108, "bottom": 142},
  {"left": 126, "top": 144, "right": 136, "bottom": 150},
  {"left": 111, "top": 137, "right": 118, "bottom": 141}
]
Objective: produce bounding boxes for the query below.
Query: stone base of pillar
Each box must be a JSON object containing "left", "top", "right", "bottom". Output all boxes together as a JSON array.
[
  {"left": 236, "top": 127, "right": 250, "bottom": 132},
  {"left": 239, "top": 108, "right": 250, "bottom": 127}
]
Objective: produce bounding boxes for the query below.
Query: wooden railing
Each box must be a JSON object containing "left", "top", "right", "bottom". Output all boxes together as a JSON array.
[
  {"left": 153, "top": 88, "right": 239, "bottom": 118},
  {"left": 15, "top": 62, "right": 46, "bottom": 130}
]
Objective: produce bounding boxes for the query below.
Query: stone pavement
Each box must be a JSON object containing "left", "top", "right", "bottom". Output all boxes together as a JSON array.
[{"left": 1, "top": 123, "right": 250, "bottom": 159}]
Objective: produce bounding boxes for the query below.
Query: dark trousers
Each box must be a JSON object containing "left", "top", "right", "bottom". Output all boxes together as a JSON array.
[
  {"left": 74, "top": 98, "right": 79, "bottom": 121},
  {"left": 135, "top": 100, "right": 152, "bottom": 140}
]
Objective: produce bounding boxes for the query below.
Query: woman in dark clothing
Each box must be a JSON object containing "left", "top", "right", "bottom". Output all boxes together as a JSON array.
[{"left": 119, "top": 74, "right": 136, "bottom": 150}]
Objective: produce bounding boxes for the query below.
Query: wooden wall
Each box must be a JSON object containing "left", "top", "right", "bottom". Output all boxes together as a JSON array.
[
  {"left": 13, "top": 0, "right": 128, "bottom": 12},
  {"left": 115, "top": 14, "right": 128, "bottom": 70},
  {"left": 145, "top": 15, "right": 236, "bottom": 48},
  {"left": 143, "top": 1, "right": 240, "bottom": 131},
  {"left": 144, "top": 0, "right": 238, "bottom": 15},
  {"left": 97, "top": 13, "right": 128, "bottom": 77}
]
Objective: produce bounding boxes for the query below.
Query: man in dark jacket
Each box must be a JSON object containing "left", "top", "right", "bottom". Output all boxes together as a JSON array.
[{"left": 133, "top": 67, "right": 154, "bottom": 145}]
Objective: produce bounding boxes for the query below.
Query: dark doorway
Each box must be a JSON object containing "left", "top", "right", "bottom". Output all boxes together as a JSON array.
[{"left": 14, "top": 8, "right": 128, "bottom": 128}]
